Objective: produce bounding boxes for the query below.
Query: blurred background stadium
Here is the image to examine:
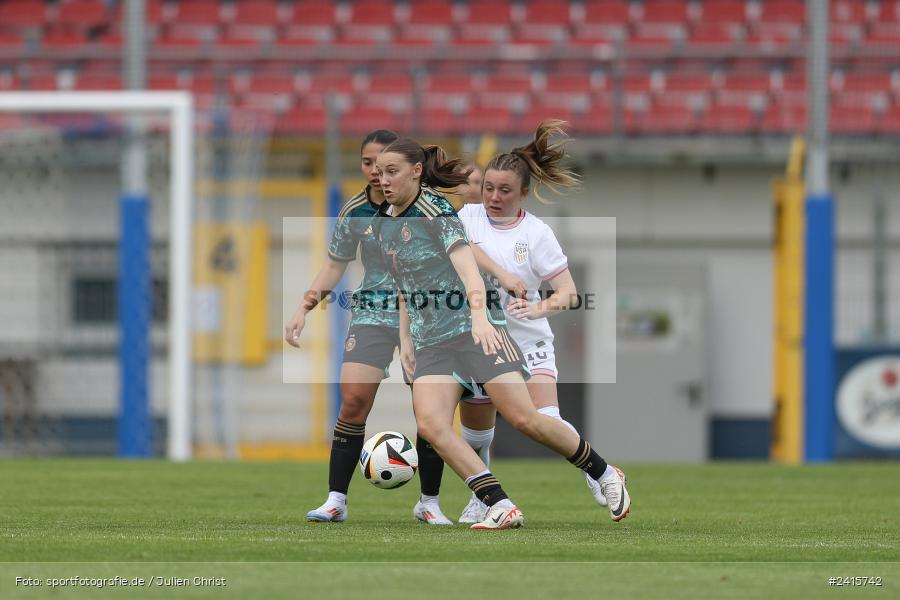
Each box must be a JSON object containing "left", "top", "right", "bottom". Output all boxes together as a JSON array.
[{"left": 1, "top": 0, "right": 899, "bottom": 465}]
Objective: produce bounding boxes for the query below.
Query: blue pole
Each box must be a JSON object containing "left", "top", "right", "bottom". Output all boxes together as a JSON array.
[
  {"left": 118, "top": 194, "right": 152, "bottom": 457},
  {"left": 804, "top": 193, "right": 835, "bottom": 462},
  {"left": 328, "top": 183, "right": 347, "bottom": 425}
]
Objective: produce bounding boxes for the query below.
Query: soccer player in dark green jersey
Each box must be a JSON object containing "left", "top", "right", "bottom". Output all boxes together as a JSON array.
[
  {"left": 285, "top": 130, "right": 448, "bottom": 524},
  {"left": 374, "top": 138, "right": 629, "bottom": 529}
]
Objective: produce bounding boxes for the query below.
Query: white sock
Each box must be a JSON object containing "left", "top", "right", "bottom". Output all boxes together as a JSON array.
[
  {"left": 420, "top": 494, "right": 440, "bottom": 504},
  {"left": 495, "top": 498, "right": 515, "bottom": 510},
  {"left": 327, "top": 491, "right": 347, "bottom": 505},
  {"left": 598, "top": 464, "right": 616, "bottom": 482},
  {"left": 537, "top": 405, "right": 578, "bottom": 435},
  {"left": 461, "top": 425, "right": 494, "bottom": 466}
]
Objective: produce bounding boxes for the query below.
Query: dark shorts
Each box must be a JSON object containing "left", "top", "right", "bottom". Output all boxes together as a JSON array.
[
  {"left": 342, "top": 324, "right": 399, "bottom": 371},
  {"left": 413, "top": 329, "right": 530, "bottom": 386}
]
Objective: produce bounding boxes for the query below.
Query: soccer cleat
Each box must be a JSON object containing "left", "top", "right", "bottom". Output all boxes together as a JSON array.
[
  {"left": 306, "top": 501, "right": 347, "bottom": 523},
  {"left": 470, "top": 503, "right": 525, "bottom": 530},
  {"left": 458, "top": 493, "right": 490, "bottom": 524},
  {"left": 413, "top": 500, "right": 454, "bottom": 526},
  {"left": 587, "top": 466, "right": 626, "bottom": 507},
  {"left": 597, "top": 465, "right": 630, "bottom": 522}
]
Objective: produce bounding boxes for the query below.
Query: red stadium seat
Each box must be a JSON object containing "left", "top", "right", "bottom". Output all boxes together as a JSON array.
[
  {"left": 343, "top": 105, "right": 410, "bottom": 134},
  {"left": 483, "top": 73, "right": 533, "bottom": 93},
  {"left": 831, "top": 0, "right": 866, "bottom": 24},
  {"left": 74, "top": 73, "right": 122, "bottom": 90},
  {"left": 831, "top": 104, "right": 877, "bottom": 134},
  {"left": 231, "top": 1, "right": 281, "bottom": 26},
  {"left": 395, "top": 25, "right": 452, "bottom": 45},
  {"left": 571, "top": 104, "right": 613, "bottom": 134},
  {"left": 523, "top": 104, "right": 574, "bottom": 129},
  {"left": 722, "top": 71, "right": 771, "bottom": 93},
  {"left": 0, "top": 1, "right": 46, "bottom": 28},
  {"left": 458, "top": 104, "right": 517, "bottom": 134},
  {"left": 419, "top": 106, "right": 460, "bottom": 135},
  {"left": 275, "top": 104, "right": 328, "bottom": 135},
  {"left": 309, "top": 75, "right": 357, "bottom": 94},
  {"left": 288, "top": 0, "right": 337, "bottom": 26},
  {"left": 687, "top": 23, "right": 739, "bottom": 49},
  {"left": 627, "top": 29, "right": 679, "bottom": 52},
  {"left": 744, "top": 28, "right": 800, "bottom": 51},
  {"left": 0, "top": 33, "right": 23, "bottom": 49},
  {"left": 466, "top": 1, "right": 514, "bottom": 25},
  {"left": 866, "top": 24, "right": 900, "bottom": 46},
  {"left": 543, "top": 72, "right": 602, "bottom": 95},
  {"left": 665, "top": 70, "right": 714, "bottom": 93},
  {"left": 757, "top": 0, "right": 805, "bottom": 24},
  {"left": 525, "top": 0, "right": 570, "bottom": 24},
  {"left": 42, "top": 33, "right": 88, "bottom": 48},
  {"left": 54, "top": 0, "right": 110, "bottom": 30},
  {"left": 762, "top": 101, "right": 807, "bottom": 134},
  {"left": 582, "top": 0, "right": 630, "bottom": 25},
  {"left": 877, "top": 0, "right": 900, "bottom": 22},
  {"left": 173, "top": 0, "right": 221, "bottom": 26},
  {"left": 702, "top": 103, "right": 758, "bottom": 134},
  {"left": 699, "top": 0, "right": 746, "bottom": 23},
  {"left": 842, "top": 72, "right": 892, "bottom": 94},
  {"left": 347, "top": 0, "right": 397, "bottom": 26},
  {"left": 425, "top": 74, "right": 475, "bottom": 94},
  {"left": 639, "top": 1, "right": 690, "bottom": 24},
  {"left": 407, "top": 1, "right": 455, "bottom": 25},
  {"left": 368, "top": 74, "right": 415, "bottom": 95}
]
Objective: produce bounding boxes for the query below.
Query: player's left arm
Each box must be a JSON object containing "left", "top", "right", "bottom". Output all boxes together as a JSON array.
[
  {"left": 507, "top": 268, "right": 577, "bottom": 320},
  {"left": 448, "top": 244, "right": 503, "bottom": 355}
]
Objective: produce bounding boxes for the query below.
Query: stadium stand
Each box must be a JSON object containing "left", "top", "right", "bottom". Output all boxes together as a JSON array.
[{"left": 0, "top": 0, "right": 897, "bottom": 136}]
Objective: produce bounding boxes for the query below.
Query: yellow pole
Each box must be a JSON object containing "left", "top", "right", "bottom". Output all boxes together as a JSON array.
[
  {"left": 771, "top": 137, "right": 805, "bottom": 464},
  {"left": 309, "top": 180, "right": 328, "bottom": 449}
]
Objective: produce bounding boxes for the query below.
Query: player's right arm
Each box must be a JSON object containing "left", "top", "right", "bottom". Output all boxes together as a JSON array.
[
  {"left": 470, "top": 242, "right": 527, "bottom": 299},
  {"left": 397, "top": 290, "right": 415, "bottom": 380},
  {"left": 284, "top": 258, "right": 349, "bottom": 347}
]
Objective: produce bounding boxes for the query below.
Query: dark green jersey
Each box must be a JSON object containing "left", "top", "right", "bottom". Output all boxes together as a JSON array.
[
  {"left": 375, "top": 187, "right": 503, "bottom": 348},
  {"left": 328, "top": 187, "right": 400, "bottom": 328}
]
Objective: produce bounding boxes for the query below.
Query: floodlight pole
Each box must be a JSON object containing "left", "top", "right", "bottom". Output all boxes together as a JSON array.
[
  {"left": 118, "top": 0, "right": 152, "bottom": 458},
  {"left": 803, "top": 0, "right": 834, "bottom": 462}
]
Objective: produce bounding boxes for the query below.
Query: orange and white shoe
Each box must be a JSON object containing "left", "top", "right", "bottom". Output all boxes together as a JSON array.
[
  {"left": 413, "top": 500, "right": 453, "bottom": 526},
  {"left": 470, "top": 502, "right": 524, "bottom": 530},
  {"left": 598, "top": 465, "right": 630, "bottom": 522},
  {"left": 587, "top": 465, "right": 626, "bottom": 507}
]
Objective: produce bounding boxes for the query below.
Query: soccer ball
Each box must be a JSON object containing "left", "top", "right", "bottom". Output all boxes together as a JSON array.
[{"left": 359, "top": 431, "right": 418, "bottom": 489}]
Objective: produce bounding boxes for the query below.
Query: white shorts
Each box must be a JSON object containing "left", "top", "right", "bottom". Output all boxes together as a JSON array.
[{"left": 459, "top": 339, "right": 556, "bottom": 405}]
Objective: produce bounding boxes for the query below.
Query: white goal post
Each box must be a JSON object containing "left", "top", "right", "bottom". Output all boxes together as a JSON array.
[{"left": 0, "top": 91, "right": 194, "bottom": 461}]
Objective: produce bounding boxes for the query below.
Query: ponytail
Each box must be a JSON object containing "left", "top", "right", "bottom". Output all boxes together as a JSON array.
[
  {"left": 383, "top": 138, "right": 470, "bottom": 188},
  {"left": 486, "top": 119, "right": 580, "bottom": 202}
]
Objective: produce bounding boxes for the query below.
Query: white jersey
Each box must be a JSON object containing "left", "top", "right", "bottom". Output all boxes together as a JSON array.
[{"left": 457, "top": 203, "right": 568, "bottom": 357}]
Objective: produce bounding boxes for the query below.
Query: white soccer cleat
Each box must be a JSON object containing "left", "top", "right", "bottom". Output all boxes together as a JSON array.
[
  {"left": 470, "top": 503, "right": 525, "bottom": 530},
  {"left": 587, "top": 465, "right": 625, "bottom": 507},
  {"left": 458, "top": 493, "right": 490, "bottom": 524},
  {"left": 413, "top": 500, "right": 454, "bottom": 526},
  {"left": 306, "top": 501, "right": 347, "bottom": 523},
  {"left": 597, "top": 465, "right": 630, "bottom": 522}
]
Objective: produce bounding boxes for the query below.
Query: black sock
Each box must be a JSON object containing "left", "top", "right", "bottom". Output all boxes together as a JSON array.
[
  {"left": 466, "top": 472, "right": 509, "bottom": 506},
  {"left": 567, "top": 438, "right": 608, "bottom": 481},
  {"left": 416, "top": 435, "right": 444, "bottom": 496},
  {"left": 328, "top": 419, "right": 366, "bottom": 495}
]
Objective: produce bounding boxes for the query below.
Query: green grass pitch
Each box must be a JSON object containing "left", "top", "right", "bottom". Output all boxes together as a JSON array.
[{"left": 2, "top": 459, "right": 899, "bottom": 599}]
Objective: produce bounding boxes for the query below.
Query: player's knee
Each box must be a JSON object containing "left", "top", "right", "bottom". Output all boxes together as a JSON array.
[
  {"left": 414, "top": 415, "right": 447, "bottom": 445},
  {"left": 506, "top": 410, "right": 541, "bottom": 439},
  {"left": 338, "top": 388, "right": 373, "bottom": 421}
]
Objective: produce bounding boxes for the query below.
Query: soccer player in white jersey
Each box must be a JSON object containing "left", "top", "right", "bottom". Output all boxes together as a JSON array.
[{"left": 454, "top": 120, "right": 628, "bottom": 523}]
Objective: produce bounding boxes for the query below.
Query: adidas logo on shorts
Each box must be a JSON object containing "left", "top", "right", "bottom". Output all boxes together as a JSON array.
[{"left": 494, "top": 356, "right": 505, "bottom": 365}]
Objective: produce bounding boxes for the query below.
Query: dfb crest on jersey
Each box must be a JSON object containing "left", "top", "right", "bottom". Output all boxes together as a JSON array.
[
  {"left": 514, "top": 240, "right": 528, "bottom": 265},
  {"left": 401, "top": 222, "right": 412, "bottom": 242}
]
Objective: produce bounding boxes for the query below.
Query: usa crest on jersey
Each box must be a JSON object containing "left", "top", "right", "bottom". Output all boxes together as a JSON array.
[{"left": 514, "top": 240, "right": 528, "bottom": 265}]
